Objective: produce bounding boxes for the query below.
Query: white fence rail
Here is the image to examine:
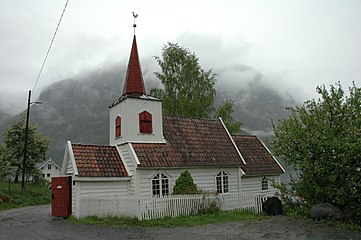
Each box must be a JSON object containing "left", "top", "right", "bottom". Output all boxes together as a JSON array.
[
  {"left": 78, "top": 193, "right": 269, "bottom": 220},
  {"left": 138, "top": 193, "right": 268, "bottom": 220}
]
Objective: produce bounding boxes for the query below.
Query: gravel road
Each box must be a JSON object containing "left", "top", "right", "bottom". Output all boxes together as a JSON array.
[{"left": 0, "top": 204, "right": 360, "bottom": 240}]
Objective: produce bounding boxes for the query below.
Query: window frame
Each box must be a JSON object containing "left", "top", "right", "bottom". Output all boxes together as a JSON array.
[
  {"left": 47, "top": 164, "right": 51, "bottom": 170},
  {"left": 151, "top": 172, "right": 170, "bottom": 196},
  {"left": 139, "top": 111, "right": 153, "bottom": 134},
  {"left": 216, "top": 171, "right": 229, "bottom": 194},
  {"left": 261, "top": 177, "right": 269, "bottom": 191},
  {"left": 115, "top": 116, "right": 121, "bottom": 138}
]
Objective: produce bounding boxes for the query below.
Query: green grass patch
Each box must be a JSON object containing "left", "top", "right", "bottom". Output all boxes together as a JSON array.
[
  {"left": 68, "top": 209, "right": 267, "bottom": 228},
  {"left": 0, "top": 181, "right": 51, "bottom": 210}
]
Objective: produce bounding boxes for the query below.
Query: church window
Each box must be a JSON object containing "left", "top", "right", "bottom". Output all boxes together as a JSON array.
[
  {"left": 139, "top": 111, "right": 152, "bottom": 133},
  {"left": 262, "top": 177, "right": 269, "bottom": 190},
  {"left": 152, "top": 173, "right": 169, "bottom": 196},
  {"left": 115, "top": 116, "right": 121, "bottom": 138},
  {"left": 216, "top": 171, "right": 229, "bottom": 193}
]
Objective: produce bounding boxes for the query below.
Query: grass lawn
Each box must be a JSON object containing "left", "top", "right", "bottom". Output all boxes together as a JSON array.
[
  {"left": 0, "top": 181, "right": 51, "bottom": 210},
  {"left": 69, "top": 209, "right": 268, "bottom": 228}
]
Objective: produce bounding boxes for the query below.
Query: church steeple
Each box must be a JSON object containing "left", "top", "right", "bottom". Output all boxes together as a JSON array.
[
  {"left": 109, "top": 14, "right": 164, "bottom": 146},
  {"left": 122, "top": 35, "right": 146, "bottom": 96}
]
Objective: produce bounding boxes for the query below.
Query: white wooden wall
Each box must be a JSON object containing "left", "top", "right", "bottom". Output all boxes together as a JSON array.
[
  {"left": 78, "top": 181, "right": 129, "bottom": 198},
  {"left": 73, "top": 180, "right": 130, "bottom": 217},
  {"left": 118, "top": 144, "right": 136, "bottom": 195},
  {"left": 138, "top": 167, "right": 241, "bottom": 197},
  {"left": 109, "top": 97, "right": 164, "bottom": 145},
  {"left": 241, "top": 175, "right": 280, "bottom": 195}
]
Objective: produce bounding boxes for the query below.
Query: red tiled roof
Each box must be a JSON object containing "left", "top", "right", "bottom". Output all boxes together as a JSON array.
[
  {"left": 232, "top": 135, "right": 284, "bottom": 175},
  {"left": 72, "top": 144, "right": 128, "bottom": 177},
  {"left": 122, "top": 35, "right": 146, "bottom": 96},
  {"left": 132, "top": 116, "right": 244, "bottom": 167}
]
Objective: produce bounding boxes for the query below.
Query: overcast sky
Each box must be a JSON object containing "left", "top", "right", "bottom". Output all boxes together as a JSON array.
[{"left": 1, "top": 0, "right": 360, "bottom": 115}]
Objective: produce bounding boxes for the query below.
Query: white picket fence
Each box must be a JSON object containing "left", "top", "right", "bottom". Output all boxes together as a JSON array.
[
  {"left": 78, "top": 192, "right": 269, "bottom": 220},
  {"left": 138, "top": 193, "right": 268, "bottom": 220}
]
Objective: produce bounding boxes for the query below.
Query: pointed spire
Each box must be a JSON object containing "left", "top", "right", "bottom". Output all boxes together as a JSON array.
[{"left": 122, "top": 35, "right": 146, "bottom": 96}]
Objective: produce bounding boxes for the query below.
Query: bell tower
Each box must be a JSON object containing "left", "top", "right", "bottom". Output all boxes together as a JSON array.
[{"left": 109, "top": 19, "right": 164, "bottom": 146}]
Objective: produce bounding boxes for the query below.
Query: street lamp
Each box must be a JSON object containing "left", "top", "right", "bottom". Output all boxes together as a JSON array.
[{"left": 21, "top": 90, "right": 42, "bottom": 189}]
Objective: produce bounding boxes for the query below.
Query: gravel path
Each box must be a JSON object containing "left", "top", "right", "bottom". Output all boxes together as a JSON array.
[{"left": 0, "top": 204, "right": 360, "bottom": 240}]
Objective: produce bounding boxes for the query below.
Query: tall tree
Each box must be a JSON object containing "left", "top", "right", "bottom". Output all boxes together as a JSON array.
[
  {"left": 2, "top": 116, "right": 49, "bottom": 182},
  {"left": 271, "top": 83, "right": 361, "bottom": 224},
  {"left": 0, "top": 144, "right": 12, "bottom": 179},
  {"left": 216, "top": 100, "right": 242, "bottom": 134},
  {"left": 151, "top": 42, "right": 216, "bottom": 118}
]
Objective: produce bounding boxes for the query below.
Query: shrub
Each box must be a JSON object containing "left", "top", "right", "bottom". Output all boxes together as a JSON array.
[{"left": 173, "top": 170, "right": 198, "bottom": 194}]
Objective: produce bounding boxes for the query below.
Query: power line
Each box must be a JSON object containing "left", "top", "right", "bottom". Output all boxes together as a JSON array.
[{"left": 32, "top": 0, "right": 70, "bottom": 94}]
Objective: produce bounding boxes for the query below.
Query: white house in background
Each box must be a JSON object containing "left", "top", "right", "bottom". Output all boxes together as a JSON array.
[
  {"left": 38, "top": 157, "right": 61, "bottom": 182},
  {"left": 61, "top": 33, "right": 285, "bottom": 218}
]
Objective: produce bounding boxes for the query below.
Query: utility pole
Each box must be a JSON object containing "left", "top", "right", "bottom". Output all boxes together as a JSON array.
[{"left": 21, "top": 90, "right": 31, "bottom": 189}]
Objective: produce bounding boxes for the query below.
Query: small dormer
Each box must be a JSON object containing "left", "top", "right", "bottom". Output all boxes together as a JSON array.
[{"left": 109, "top": 35, "right": 163, "bottom": 146}]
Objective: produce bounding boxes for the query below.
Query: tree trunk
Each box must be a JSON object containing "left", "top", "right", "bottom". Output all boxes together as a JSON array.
[{"left": 14, "top": 175, "right": 19, "bottom": 183}]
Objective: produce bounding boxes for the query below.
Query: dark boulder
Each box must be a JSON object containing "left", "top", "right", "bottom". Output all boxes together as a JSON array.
[
  {"left": 309, "top": 203, "right": 345, "bottom": 221},
  {"left": 262, "top": 197, "right": 283, "bottom": 215}
]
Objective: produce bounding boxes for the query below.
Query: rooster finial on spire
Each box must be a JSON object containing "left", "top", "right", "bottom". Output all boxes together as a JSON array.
[{"left": 132, "top": 12, "right": 138, "bottom": 35}]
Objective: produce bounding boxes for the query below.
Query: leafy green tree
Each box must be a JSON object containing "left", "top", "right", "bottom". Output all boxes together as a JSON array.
[
  {"left": 151, "top": 42, "right": 217, "bottom": 118},
  {"left": 0, "top": 144, "right": 12, "bottom": 179},
  {"left": 173, "top": 170, "right": 198, "bottom": 194},
  {"left": 2, "top": 116, "right": 49, "bottom": 182},
  {"left": 271, "top": 83, "right": 361, "bottom": 224},
  {"left": 216, "top": 100, "right": 242, "bottom": 134}
]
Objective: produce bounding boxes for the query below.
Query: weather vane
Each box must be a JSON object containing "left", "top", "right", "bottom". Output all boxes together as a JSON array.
[{"left": 132, "top": 12, "right": 138, "bottom": 35}]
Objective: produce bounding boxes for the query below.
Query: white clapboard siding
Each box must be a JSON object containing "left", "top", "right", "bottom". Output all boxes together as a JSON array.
[
  {"left": 78, "top": 197, "right": 138, "bottom": 218},
  {"left": 139, "top": 168, "right": 240, "bottom": 197},
  {"left": 79, "top": 181, "right": 129, "bottom": 198},
  {"left": 241, "top": 176, "right": 280, "bottom": 195},
  {"left": 118, "top": 144, "right": 136, "bottom": 195},
  {"left": 66, "top": 157, "right": 73, "bottom": 174},
  {"left": 118, "top": 144, "right": 135, "bottom": 175}
]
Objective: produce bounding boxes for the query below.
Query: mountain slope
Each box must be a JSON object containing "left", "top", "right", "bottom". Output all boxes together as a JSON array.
[{"left": 0, "top": 62, "right": 297, "bottom": 166}]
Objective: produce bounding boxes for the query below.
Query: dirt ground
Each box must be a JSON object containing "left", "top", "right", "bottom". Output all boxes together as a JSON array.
[{"left": 0, "top": 204, "right": 360, "bottom": 240}]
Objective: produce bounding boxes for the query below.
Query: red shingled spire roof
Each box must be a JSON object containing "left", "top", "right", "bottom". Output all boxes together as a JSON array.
[{"left": 122, "top": 35, "right": 146, "bottom": 96}]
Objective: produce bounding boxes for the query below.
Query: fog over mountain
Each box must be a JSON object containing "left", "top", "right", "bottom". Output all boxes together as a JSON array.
[{"left": 0, "top": 61, "right": 297, "bottom": 166}]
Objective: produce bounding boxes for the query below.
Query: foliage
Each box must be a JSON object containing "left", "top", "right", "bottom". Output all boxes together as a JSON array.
[
  {"left": 198, "top": 197, "right": 221, "bottom": 214},
  {"left": 0, "top": 181, "right": 51, "bottom": 210},
  {"left": 151, "top": 42, "right": 217, "bottom": 118},
  {"left": 172, "top": 170, "right": 198, "bottom": 194},
  {"left": 216, "top": 100, "right": 242, "bottom": 134},
  {"left": 271, "top": 82, "right": 361, "bottom": 225},
  {"left": 0, "top": 144, "right": 13, "bottom": 178},
  {"left": 69, "top": 209, "right": 265, "bottom": 228},
  {"left": 1, "top": 116, "right": 49, "bottom": 181}
]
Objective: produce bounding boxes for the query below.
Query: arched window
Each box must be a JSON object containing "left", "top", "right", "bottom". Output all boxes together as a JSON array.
[
  {"left": 261, "top": 177, "right": 269, "bottom": 190},
  {"left": 139, "top": 111, "right": 152, "bottom": 134},
  {"left": 115, "top": 116, "right": 121, "bottom": 138},
  {"left": 152, "top": 173, "right": 169, "bottom": 196},
  {"left": 216, "top": 171, "right": 229, "bottom": 193}
]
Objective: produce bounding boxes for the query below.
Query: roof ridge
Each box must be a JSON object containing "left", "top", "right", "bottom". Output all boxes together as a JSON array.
[
  {"left": 71, "top": 143, "right": 114, "bottom": 147},
  {"left": 163, "top": 114, "right": 219, "bottom": 122},
  {"left": 232, "top": 135, "right": 258, "bottom": 138}
]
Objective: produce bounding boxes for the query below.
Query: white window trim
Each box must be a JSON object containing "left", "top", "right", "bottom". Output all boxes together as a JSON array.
[
  {"left": 151, "top": 171, "right": 170, "bottom": 196},
  {"left": 261, "top": 176, "right": 269, "bottom": 191},
  {"left": 215, "top": 170, "right": 230, "bottom": 194},
  {"left": 114, "top": 114, "right": 122, "bottom": 139}
]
